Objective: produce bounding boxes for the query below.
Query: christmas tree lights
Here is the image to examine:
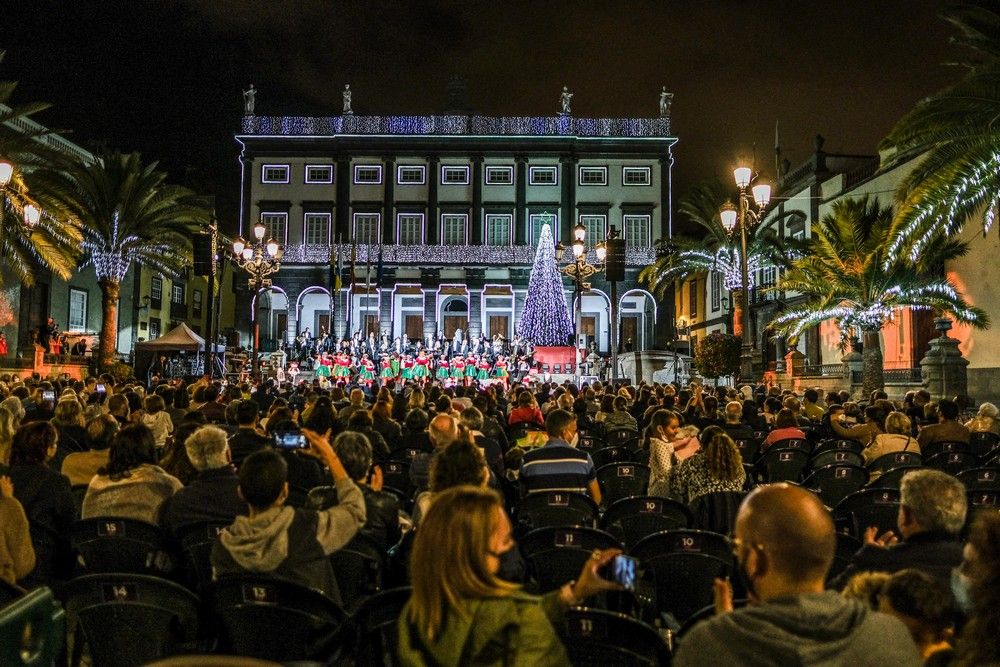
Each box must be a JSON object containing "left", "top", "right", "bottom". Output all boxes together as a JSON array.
[{"left": 516, "top": 223, "right": 574, "bottom": 346}]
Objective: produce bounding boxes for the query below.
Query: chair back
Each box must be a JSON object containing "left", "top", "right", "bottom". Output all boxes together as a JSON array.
[
  {"left": 809, "top": 449, "right": 864, "bottom": 471},
  {"left": 688, "top": 491, "right": 745, "bottom": 536},
  {"left": 381, "top": 459, "right": 412, "bottom": 497},
  {"left": 176, "top": 522, "right": 229, "bottom": 591},
  {"left": 812, "top": 439, "right": 863, "bottom": 456},
  {"left": 0, "top": 587, "right": 65, "bottom": 667},
  {"left": 596, "top": 463, "right": 651, "bottom": 506},
  {"left": 925, "top": 451, "right": 977, "bottom": 476},
  {"left": 577, "top": 433, "right": 606, "bottom": 453},
  {"left": 868, "top": 451, "right": 922, "bottom": 475},
  {"left": 802, "top": 464, "right": 868, "bottom": 508},
  {"left": 870, "top": 465, "right": 924, "bottom": 490},
  {"left": 922, "top": 440, "right": 970, "bottom": 460},
  {"left": 957, "top": 467, "right": 1000, "bottom": 491},
  {"left": 351, "top": 587, "right": 411, "bottom": 667},
  {"left": 828, "top": 532, "right": 862, "bottom": 583},
  {"left": 330, "top": 537, "right": 384, "bottom": 612},
  {"left": 833, "top": 488, "right": 901, "bottom": 539},
  {"left": 520, "top": 526, "right": 623, "bottom": 593},
  {"left": 606, "top": 429, "right": 640, "bottom": 446},
  {"left": 599, "top": 496, "right": 691, "bottom": 549},
  {"left": 515, "top": 492, "right": 599, "bottom": 535},
  {"left": 754, "top": 447, "right": 810, "bottom": 483},
  {"left": 591, "top": 446, "right": 634, "bottom": 469},
  {"left": 768, "top": 438, "right": 812, "bottom": 454},
  {"left": 559, "top": 608, "right": 671, "bottom": 666},
  {"left": 63, "top": 574, "right": 199, "bottom": 667},
  {"left": 734, "top": 439, "right": 760, "bottom": 464},
  {"left": 72, "top": 517, "right": 173, "bottom": 575},
  {"left": 286, "top": 485, "right": 311, "bottom": 508},
  {"left": 969, "top": 431, "right": 1000, "bottom": 458},
  {"left": 209, "top": 575, "right": 347, "bottom": 661},
  {"left": 387, "top": 447, "right": 423, "bottom": 463},
  {"left": 630, "top": 529, "right": 733, "bottom": 622}
]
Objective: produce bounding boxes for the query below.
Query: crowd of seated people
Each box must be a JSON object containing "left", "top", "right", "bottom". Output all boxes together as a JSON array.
[{"left": 0, "top": 370, "right": 998, "bottom": 665}]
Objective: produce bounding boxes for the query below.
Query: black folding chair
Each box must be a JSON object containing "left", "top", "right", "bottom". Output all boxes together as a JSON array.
[
  {"left": 812, "top": 439, "right": 864, "bottom": 456},
  {"left": 520, "top": 526, "right": 623, "bottom": 593},
  {"left": 515, "top": 492, "right": 599, "bottom": 535},
  {"left": 767, "top": 437, "right": 812, "bottom": 454},
  {"left": 176, "top": 521, "right": 228, "bottom": 592},
  {"left": 922, "top": 440, "right": 970, "bottom": 460},
  {"left": 809, "top": 449, "right": 865, "bottom": 471},
  {"left": 0, "top": 587, "right": 65, "bottom": 667},
  {"left": 63, "top": 574, "right": 200, "bottom": 667},
  {"left": 688, "top": 491, "right": 745, "bottom": 536},
  {"left": 596, "top": 463, "right": 651, "bottom": 506},
  {"left": 964, "top": 489, "right": 1000, "bottom": 536},
  {"left": 803, "top": 464, "right": 868, "bottom": 508},
  {"left": 331, "top": 536, "right": 385, "bottom": 612},
  {"left": 630, "top": 529, "right": 733, "bottom": 623},
  {"left": 868, "top": 451, "right": 922, "bottom": 477},
  {"left": 734, "top": 439, "right": 760, "bottom": 464},
  {"left": 209, "top": 575, "right": 348, "bottom": 661},
  {"left": 969, "top": 431, "right": 1000, "bottom": 459},
  {"left": 834, "top": 488, "right": 901, "bottom": 539},
  {"left": 381, "top": 459, "right": 412, "bottom": 497},
  {"left": 828, "top": 532, "right": 862, "bottom": 584},
  {"left": 286, "top": 484, "right": 311, "bottom": 508},
  {"left": 559, "top": 608, "right": 671, "bottom": 666},
  {"left": 72, "top": 517, "right": 174, "bottom": 575},
  {"left": 870, "top": 464, "right": 924, "bottom": 490},
  {"left": 753, "top": 447, "right": 811, "bottom": 483},
  {"left": 957, "top": 467, "right": 1000, "bottom": 491},
  {"left": 606, "top": 429, "right": 641, "bottom": 446},
  {"left": 592, "top": 445, "right": 634, "bottom": 469},
  {"left": 351, "top": 587, "right": 411, "bottom": 667},
  {"left": 599, "top": 496, "right": 691, "bottom": 549},
  {"left": 577, "top": 433, "right": 607, "bottom": 453},
  {"left": 387, "top": 447, "right": 424, "bottom": 463},
  {"left": 925, "top": 451, "right": 977, "bottom": 476}
]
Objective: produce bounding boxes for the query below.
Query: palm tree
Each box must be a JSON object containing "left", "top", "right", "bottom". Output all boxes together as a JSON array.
[
  {"left": 0, "top": 53, "right": 83, "bottom": 286},
  {"left": 639, "top": 181, "right": 793, "bottom": 337},
  {"left": 880, "top": 2, "right": 1000, "bottom": 259},
  {"left": 770, "top": 196, "right": 989, "bottom": 397},
  {"left": 52, "top": 152, "right": 211, "bottom": 368}
]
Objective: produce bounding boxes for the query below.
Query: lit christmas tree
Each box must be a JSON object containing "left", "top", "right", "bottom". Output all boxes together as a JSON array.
[{"left": 517, "top": 222, "right": 574, "bottom": 346}]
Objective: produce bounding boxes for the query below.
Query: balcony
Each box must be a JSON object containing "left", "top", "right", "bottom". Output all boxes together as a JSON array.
[
  {"left": 281, "top": 243, "right": 657, "bottom": 267},
  {"left": 168, "top": 300, "right": 187, "bottom": 320}
]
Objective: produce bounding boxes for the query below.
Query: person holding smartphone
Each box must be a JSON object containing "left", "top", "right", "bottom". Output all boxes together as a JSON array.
[{"left": 211, "top": 428, "right": 366, "bottom": 603}]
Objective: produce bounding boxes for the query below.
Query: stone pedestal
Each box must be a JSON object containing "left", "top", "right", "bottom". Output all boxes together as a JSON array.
[
  {"left": 920, "top": 318, "right": 969, "bottom": 401},
  {"left": 842, "top": 349, "right": 862, "bottom": 385}
]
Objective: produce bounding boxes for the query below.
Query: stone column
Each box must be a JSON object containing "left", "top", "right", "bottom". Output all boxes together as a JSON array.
[
  {"left": 784, "top": 349, "right": 805, "bottom": 380},
  {"left": 920, "top": 317, "right": 969, "bottom": 401}
]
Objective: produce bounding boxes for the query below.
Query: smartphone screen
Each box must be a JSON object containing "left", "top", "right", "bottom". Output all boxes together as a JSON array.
[
  {"left": 42, "top": 390, "right": 56, "bottom": 402},
  {"left": 273, "top": 430, "right": 308, "bottom": 449},
  {"left": 95, "top": 384, "right": 106, "bottom": 394},
  {"left": 604, "top": 554, "right": 638, "bottom": 591}
]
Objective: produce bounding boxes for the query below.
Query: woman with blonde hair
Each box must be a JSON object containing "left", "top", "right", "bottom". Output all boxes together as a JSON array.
[
  {"left": 399, "top": 486, "right": 621, "bottom": 665},
  {"left": 0, "top": 404, "right": 18, "bottom": 467},
  {"left": 965, "top": 402, "right": 1000, "bottom": 436},
  {"left": 864, "top": 411, "right": 919, "bottom": 470}
]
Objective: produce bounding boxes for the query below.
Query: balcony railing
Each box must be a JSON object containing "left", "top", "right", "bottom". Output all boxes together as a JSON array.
[
  {"left": 281, "top": 243, "right": 657, "bottom": 267},
  {"left": 883, "top": 367, "right": 923, "bottom": 384},
  {"left": 802, "top": 363, "right": 845, "bottom": 377}
]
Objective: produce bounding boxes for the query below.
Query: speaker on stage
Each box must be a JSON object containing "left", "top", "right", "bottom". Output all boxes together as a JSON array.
[
  {"left": 605, "top": 238, "right": 625, "bottom": 282},
  {"left": 193, "top": 233, "right": 213, "bottom": 276}
]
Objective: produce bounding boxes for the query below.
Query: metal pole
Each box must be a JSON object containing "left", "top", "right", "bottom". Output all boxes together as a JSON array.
[
  {"left": 206, "top": 218, "right": 218, "bottom": 378},
  {"left": 575, "top": 269, "right": 582, "bottom": 381},
  {"left": 251, "top": 278, "right": 260, "bottom": 381},
  {"left": 739, "top": 192, "right": 753, "bottom": 380},
  {"left": 610, "top": 279, "right": 618, "bottom": 385}
]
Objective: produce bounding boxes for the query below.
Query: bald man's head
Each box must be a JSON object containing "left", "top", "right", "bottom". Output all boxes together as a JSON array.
[
  {"left": 736, "top": 483, "right": 835, "bottom": 585},
  {"left": 428, "top": 414, "right": 460, "bottom": 449}
]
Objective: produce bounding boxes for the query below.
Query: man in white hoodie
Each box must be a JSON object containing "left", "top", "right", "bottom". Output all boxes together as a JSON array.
[
  {"left": 211, "top": 428, "right": 366, "bottom": 604},
  {"left": 674, "top": 483, "right": 922, "bottom": 666}
]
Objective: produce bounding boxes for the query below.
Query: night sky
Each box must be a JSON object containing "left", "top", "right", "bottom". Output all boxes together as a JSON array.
[{"left": 1, "top": 1, "right": 962, "bottom": 235}]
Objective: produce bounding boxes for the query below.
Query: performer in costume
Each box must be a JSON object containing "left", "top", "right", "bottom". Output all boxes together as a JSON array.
[
  {"left": 380, "top": 356, "right": 394, "bottom": 383},
  {"left": 401, "top": 355, "right": 415, "bottom": 382},
  {"left": 359, "top": 354, "right": 376, "bottom": 388},
  {"left": 333, "top": 351, "right": 351, "bottom": 380},
  {"left": 464, "top": 353, "right": 478, "bottom": 387},
  {"left": 315, "top": 351, "right": 333, "bottom": 380},
  {"left": 413, "top": 350, "right": 431, "bottom": 386},
  {"left": 477, "top": 356, "right": 491, "bottom": 384},
  {"left": 390, "top": 352, "right": 401, "bottom": 378},
  {"left": 436, "top": 355, "right": 450, "bottom": 384},
  {"left": 288, "top": 361, "right": 300, "bottom": 385},
  {"left": 491, "top": 355, "right": 509, "bottom": 391},
  {"left": 451, "top": 356, "right": 466, "bottom": 385}
]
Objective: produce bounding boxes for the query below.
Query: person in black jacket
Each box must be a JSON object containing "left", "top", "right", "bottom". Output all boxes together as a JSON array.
[
  {"left": 330, "top": 431, "right": 401, "bottom": 553},
  {"left": 8, "top": 421, "right": 75, "bottom": 587},
  {"left": 161, "top": 425, "right": 247, "bottom": 537},
  {"left": 228, "top": 399, "right": 271, "bottom": 467},
  {"left": 832, "top": 469, "right": 966, "bottom": 589}
]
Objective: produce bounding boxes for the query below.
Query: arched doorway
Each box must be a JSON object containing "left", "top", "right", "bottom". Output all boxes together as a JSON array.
[{"left": 441, "top": 297, "right": 469, "bottom": 339}]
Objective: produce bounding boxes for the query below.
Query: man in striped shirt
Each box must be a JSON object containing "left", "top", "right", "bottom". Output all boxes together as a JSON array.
[{"left": 519, "top": 409, "right": 601, "bottom": 505}]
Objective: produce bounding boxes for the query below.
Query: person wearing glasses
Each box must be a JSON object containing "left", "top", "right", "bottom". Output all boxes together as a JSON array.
[{"left": 673, "top": 484, "right": 921, "bottom": 666}]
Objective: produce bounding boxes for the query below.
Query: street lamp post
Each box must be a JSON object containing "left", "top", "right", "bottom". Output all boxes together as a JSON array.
[
  {"left": 232, "top": 221, "right": 282, "bottom": 381},
  {"left": 719, "top": 166, "right": 771, "bottom": 381},
  {"left": 555, "top": 222, "right": 606, "bottom": 381},
  {"left": 0, "top": 158, "right": 44, "bottom": 232}
]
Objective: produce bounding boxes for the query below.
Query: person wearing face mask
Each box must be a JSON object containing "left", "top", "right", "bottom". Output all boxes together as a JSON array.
[
  {"left": 398, "top": 485, "right": 622, "bottom": 665},
  {"left": 518, "top": 409, "right": 601, "bottom": 506},
  {"left": 645, "top": 409, "right": 679, "bottom": 497},
  {"left": 949, "top": 511, "right": 1000, "bottom": 666},
  {"left": 674, "top": 484, "right": 921, "bottom": 667}
]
